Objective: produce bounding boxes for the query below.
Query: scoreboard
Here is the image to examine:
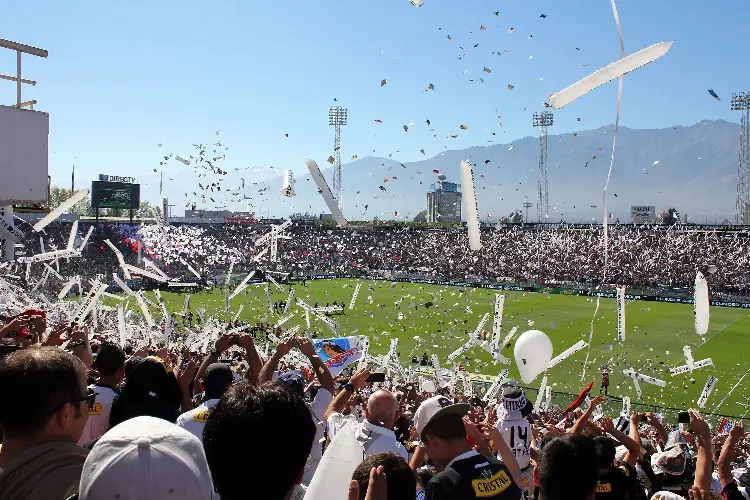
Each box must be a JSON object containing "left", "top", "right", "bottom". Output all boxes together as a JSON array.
[{"left": 91, "top": 181, "right": 140, "bottom": 210}]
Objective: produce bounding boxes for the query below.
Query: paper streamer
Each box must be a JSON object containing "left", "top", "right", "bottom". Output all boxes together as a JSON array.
[
  {"left": 265, "top": 283, "right": 273, "bottom": 313},
  {"left": 304, "top": 424, "right": 364, "bottom": 500},
  {"left": 623, "top": 369, "right": 666, "bottom": 387},
  {"left": 117, "top": 305, "right": 127, "bottom": 348},
  {"left": 104, "top": 239, "right": 131, "bottom": 280},
  {"left": 629, "top": 372, "right": 643, "bottom": 400},
  {"left": 155, "top": 290, "right": 169, "bottom": 320},
  {"left": 694, "top": 271, "right": 710, "bottom": 337},
  {"left": 534, "top": 375, "right": 548, "bottom": 410},
  {"left": 306, "top": 159, "right": 347, "bottom": 227},
  {"left": 175, "top": 154, "right": 190, "bottom": 165},
  {"left": 33, "top": 189, "right": 89, "bottom": 232},
  {"left": 357, "top": 337, "right": 370, "bottom": 370},
  {"left": 459, "top": 160, "right": 482, "bottom": 251},
  {"left": 232, "top": 304, "right": 243, "bottom": 323},
  {"left": 482, "top": 369, "right": 510, "bottom": 403},
  {"left": 229, "top": 272, "right": 255, "bottom": 301},
  {"left": 66, "top": 220, "right": 78, "bottom": 250},
  {"left": 143, "top": 258, "right": 169, "bottom": 280},
  {"left": 0, "top": 217, "right": 23, "bottom": 242},
  {"left": 126, "top": 264, "right": 168, "bottom": 283},
  {"left": 616, "top": 287, "right": 626, "bottom": 342},
  {"left": 42, "top": 263, "right": 63, "bottom": 281},
  {"left": 547, "top": 340, "right": 587, "bottom": 369},
  {"left": 72, "top": 277, "right": 107, "bottom": 324},
  {"left": 544, "top": 386, "right": 552, "bottom": 410},
  {"left": 492, "top": 294, "right": 505, "bottom": 340},
  {"left": 697, "top": 375, "right": 718, "bottom": 409},
  {"left": 18, "top": 248, "right": 79, "bottom": 264},
  {"left": 277, "top": 314, "right": 294, "bottom": 327},
  {"left": 284, "top": 288, "right": 295, "bottom": 315},
  {"left": 548, "top": 42, "right": 672, "bottom": 109},
  {"left": 181, "top": 294, "right": 191, "bottom": 316},
  {"left": 79, "top": 226, "right": 93, "bottom": 250},
  {"left": 621, "top": 396, "right": 631, "bottom": 417},
  {"left": 58, "top": 276, "right": 79, "bottom": 300},
  {"left": 349, "top": 283, "right": 361, "bottom": 310}
]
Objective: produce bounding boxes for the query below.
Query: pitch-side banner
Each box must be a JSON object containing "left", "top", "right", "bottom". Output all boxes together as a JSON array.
[{"left": 313, "top": 336, "right": 368, "bottom": 376}]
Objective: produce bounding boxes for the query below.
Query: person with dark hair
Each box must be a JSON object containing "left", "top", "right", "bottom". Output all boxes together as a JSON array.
[
  {"left": 537, "top": 434, "right": 599, "bottom": 500},
  {"left": 414, "top": 395, "right": 523, "bottom": 499},
  {"left": 203, "top": 381, "right": 316, "bottom": 500},
  {"left": 0, "top": 347, "right": 92, "bottom": 500},
  {"left": 78, "top": 342, "right": 126, "bottom": 445},
  {"left": 351, "top": 452, "right": 416, "bottom": 500},
  {"left": 177, "top": 362, "right": 234, "bottom": 444},
  {"left": 108, "top": 356, "right": 183, "bottom": 429}
]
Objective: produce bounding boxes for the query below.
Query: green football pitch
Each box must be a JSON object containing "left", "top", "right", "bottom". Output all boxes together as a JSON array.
[{"left": 140, "top": 278, "right": 750, "bottom": 420}]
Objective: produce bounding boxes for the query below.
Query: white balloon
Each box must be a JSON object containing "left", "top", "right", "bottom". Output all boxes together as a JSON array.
[
  {"left": 514, "top": 329, "right": 553, "bottom": 384},
  {"left": 280, "top": 169, "right": 296, "bottom": 197}
]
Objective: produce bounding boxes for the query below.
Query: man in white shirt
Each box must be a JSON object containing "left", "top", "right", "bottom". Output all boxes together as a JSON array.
[
  {"left": 78, "top": 342, "right": 125, "bottom": 445},
  {"left": 324, "top": 367, "right": 408, "bottom": 461},
  {"left": 258, "top": 337, "right": 336, "bottom": 485},
  {"left": 495, "top": 379, "right": 534, "bottom": 496},
  {"left": 176, "top": 362, "right": 234, "bottom": 444}
]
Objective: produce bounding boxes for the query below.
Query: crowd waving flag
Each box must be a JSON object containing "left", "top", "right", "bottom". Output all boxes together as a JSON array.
[{"left": 312, "top": 336, "right": 368, "bottom": 376}]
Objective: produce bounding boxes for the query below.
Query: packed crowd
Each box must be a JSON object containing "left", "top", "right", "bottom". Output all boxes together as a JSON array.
[
  {"left": 0, "top": 306, "right": 748, "bottom": 500},
  {"left": 18, "top": 221, "right": 750, "bottom": 292}
]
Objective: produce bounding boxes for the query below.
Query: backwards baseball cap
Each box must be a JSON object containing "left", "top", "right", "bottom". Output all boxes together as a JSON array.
[
  {"left": 202, "top": 363, "right": 234, "bottom": 399},
  {"left": 277, "top": 371, "right": 305, "bottom": 396},
  {"left": 414, "top": 395, "right": 471, "bottom": 439},
  {"left": 78, "top": 416, "right": 214, "bottom": 500}
]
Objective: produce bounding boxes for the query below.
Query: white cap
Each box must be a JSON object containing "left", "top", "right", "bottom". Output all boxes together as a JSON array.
[
  {"left": 414, "top": 395, "right": 471, "bottom": 439},
  {"left": 79, "top": 416, "right": 214, "bottom": 500}
]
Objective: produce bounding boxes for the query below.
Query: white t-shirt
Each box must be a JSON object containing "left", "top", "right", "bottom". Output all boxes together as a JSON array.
[
  {"left": 326, "top": 414, "right": 409, "bottom": 462},
  {"left": 176, "top": 399, "right": 220, "bottom": 445},
  {"left": 303, "top": 388, "right": 334, "bottom": 485},
  {"left": 496, "top": 416, "right": 531, "bottom": 469},
  {"left": 78, "top": 384, "right": 118, "bottom": 445}
]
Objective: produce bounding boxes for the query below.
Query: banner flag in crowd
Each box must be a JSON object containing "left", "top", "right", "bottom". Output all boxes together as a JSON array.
[{"left": 312, "top": 336, "right": 368, "bottom": 376}]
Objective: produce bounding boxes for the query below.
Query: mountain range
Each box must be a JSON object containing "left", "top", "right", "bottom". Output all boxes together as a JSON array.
[{"left": 216, "top": 119, "right": 743, "bottom": 223}]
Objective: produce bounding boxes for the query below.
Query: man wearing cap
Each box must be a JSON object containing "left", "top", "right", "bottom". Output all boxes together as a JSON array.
[
  {"left": 177, "top": 362, "right": 234, "bottom": 444},
  {"left": 414, "top": 395, "right": 523, "bottom": 499},
  {"left": 75, "top": 416, "right": 214, "bottom": 500},
  {"left": 495, "top": 379, "right": 534, "bottom": 497}
]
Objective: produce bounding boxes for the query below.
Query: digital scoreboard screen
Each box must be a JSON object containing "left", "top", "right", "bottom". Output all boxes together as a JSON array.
[{"left": 91, "top": 181, "right": 140, "bottom": 210}]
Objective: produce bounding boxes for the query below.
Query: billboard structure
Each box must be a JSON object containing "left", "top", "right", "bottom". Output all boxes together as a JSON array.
[
  {"left": 0, "top": 105, "right": 49, "bottom": 205},
  {"left": 91, "top": 180, "right": 140, "bottom": 217},
  {"left": 631, "top": 205, "right": 656, "bottom": 224}
]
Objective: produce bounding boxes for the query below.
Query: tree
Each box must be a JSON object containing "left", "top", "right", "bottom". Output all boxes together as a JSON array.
[
  {"left": 661, "top": 207, "right": 680, "bottom": 225},
  {"left": 135, "top": 200, "right": 162, "bottom": 220},
  {"left": 509, "top": 210, "right": 524, "bottom": 223},
  {"left": 49, "top": 186, "right": 91, "bottom": 216}
]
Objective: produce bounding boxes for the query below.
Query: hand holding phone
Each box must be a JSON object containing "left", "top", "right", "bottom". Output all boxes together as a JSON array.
[{"left": 366, "top": 372, "right": 386, "bottom": 383}]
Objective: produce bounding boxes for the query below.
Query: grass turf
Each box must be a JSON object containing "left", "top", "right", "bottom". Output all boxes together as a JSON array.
[{"left": 140, "top": 278, "right": 750, "bottom": 420}]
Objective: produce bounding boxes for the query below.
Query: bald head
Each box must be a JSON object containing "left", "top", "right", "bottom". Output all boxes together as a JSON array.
[{"left": 366, "top": 390, "right": 398, "bottom": 429}]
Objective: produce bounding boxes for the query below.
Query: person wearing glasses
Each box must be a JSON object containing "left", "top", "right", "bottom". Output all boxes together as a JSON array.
[{"left": 0, "top": 346, "right": 93, "bottom": 500}]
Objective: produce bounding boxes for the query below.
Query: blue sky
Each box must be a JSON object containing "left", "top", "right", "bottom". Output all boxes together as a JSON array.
[{"left": 1, "top": 0, "right": 748, "bottom": 212}]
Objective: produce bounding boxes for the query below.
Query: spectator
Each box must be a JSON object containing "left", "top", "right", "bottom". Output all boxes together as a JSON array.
[
  {"left": 0, "top": 347, "right": 92, "bottom": 500},
  {"left": 414, "top": 395, "right": 523, "bottom": 499},
  {"left": 495, "top": 380, "right": 534, "bottom": 496},
  {"left": 176, "top": 362, "right": 234, "bottom": 444},
  {"left": 202, "top": 381, "right": 316, "bottom": 500},
  {"left": 78, "top": 341, "right": 126, "bottom": 445},
  {"left": 350, "top": 452, "right": 416, "bottom": 500},
  {"left": 259, "top": 337, "right": 335, "bottom": 484},
  {"left": 108, "top": 356, "right": 184, "bottom": 429},
  {"left": 75, "top": 416, "right": 214, "bottom": 499},
  {"left": 325, "top": 367, "right": 408, "bottom": 461},
  {"left": 537, "top": 434, "right": 599, "bottom": 500}
]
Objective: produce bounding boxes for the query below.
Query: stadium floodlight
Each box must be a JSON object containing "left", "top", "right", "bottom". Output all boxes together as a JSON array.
[
  {"left": 329, "top": 106, "right": 348, "bottom": 210},
  {"left": 730, "top": 92, "right": 750, "bottom": 111},
  {"left": 328, "top": 106, "right": 348, "bottom": 126},
  {"left": 532, "top": 112, "right": 554, "bottom": 222},
  {"left": 0, "top": 38, "right": 48, "bottom": 108},
  {"left": 732, "top": 92, "right": 750, "bottom": 224},
  {"left": 532, "top": 111, "right": 554, "bottom": 127}
]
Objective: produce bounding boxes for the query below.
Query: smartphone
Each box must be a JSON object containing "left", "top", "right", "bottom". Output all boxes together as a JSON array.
[
  {"left": 229, "top": 336, "right": 239, "bottom": 346},
  {"left": 677, "top": 411, "right": 690, "bottom": 424},
  {"left": 641, "top": 414, "right": 649, "bottom": 423},
  {"left": 366, "top": 372, "right": 386, "bottom": 383}
]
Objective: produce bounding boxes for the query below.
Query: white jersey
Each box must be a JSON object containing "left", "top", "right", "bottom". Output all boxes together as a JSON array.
[
  {"left": 78, "top": 384, "right": 118, "bottom": 445},
  {"left": 303, "top": 388, "right": 333, "bottom": 485},
  {"left": 326, "top": 414, "right": 408, "bottom": 462},
  {"left": 497, "top": 416, "right": 531, "bottom": 469},
  {"left": 176, "top": 399, "right": 220, "bottom": 445}
]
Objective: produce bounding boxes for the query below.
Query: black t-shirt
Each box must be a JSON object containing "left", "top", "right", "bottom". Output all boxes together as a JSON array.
[
  {"left": 595, "top": 463, "right": 639, "bottom": 500},
  {"left": 426, "top": 452, "right": 523, "bottom": 500}
]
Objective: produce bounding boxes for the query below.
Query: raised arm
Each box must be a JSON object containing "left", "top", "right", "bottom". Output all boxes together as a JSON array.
[
  {"left": 258, "top": 338, "right": 295, "bottom": 383},
  {"left": 195, "top": 333, "right": 232, "bottom": 382},
  {"left": 601, "top": 415, "right": 641, "bottom": 467},
  {"left": 718, "top": 421, "right": 744, "bottom": 490},
  {"left": 238, "top": 334, "right": 263, "bottom": 385},
  {"left": 569, "top": 395, "right": 606, "bottom": 435},
  {"left": 688, "top": 409, "right": 713, "bottom": 495},
  {"left": 324, "top": 367, "right": 370, "bottom": 421},
  {"left": 297, "top": 337, "right": 335, "bottom": 394}
]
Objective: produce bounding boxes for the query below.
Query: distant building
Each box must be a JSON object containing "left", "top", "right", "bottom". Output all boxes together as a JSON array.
[
  {"left": 427, "top": 176, "right": 462, "bottom": 223},
  {"left": 413, "top": 210, "right": 428, "bottom": 223}
]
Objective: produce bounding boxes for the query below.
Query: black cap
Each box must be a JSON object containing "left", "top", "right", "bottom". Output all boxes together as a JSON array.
[{"left": 203, "top": 363, "right": 234, "bottom": 399}]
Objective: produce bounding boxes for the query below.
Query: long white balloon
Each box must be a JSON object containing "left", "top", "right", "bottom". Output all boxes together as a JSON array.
[
  {"left": 459, "top": 160, "right": 482, "bottom": 251},
  {"left": 33, "top": 189, "right": 90, "bottom": 232},
  {"left": 694, "top": 271, "right": 709, "bottom": 337},
  {"left": 549, "top": 41, "right": 672, "bottom": 109},
  {"left": 305, "top": 159, "right": 347, "bottom": 227}
]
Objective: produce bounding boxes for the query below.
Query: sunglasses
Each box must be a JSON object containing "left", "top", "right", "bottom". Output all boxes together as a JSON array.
[{"left": 50, "top": 388, "right": 98, "bottom": 414}]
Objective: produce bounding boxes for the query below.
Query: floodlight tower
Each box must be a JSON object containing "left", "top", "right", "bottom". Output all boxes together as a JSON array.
[
  {"left": 329, "top": 106, "right": 348, "bottom": 209},
  {"left": 731, "top": 92, "right": 750, "bottom": 225},
  {"left": 532, "top": 111, "right": 553, "bottom": 222}
]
